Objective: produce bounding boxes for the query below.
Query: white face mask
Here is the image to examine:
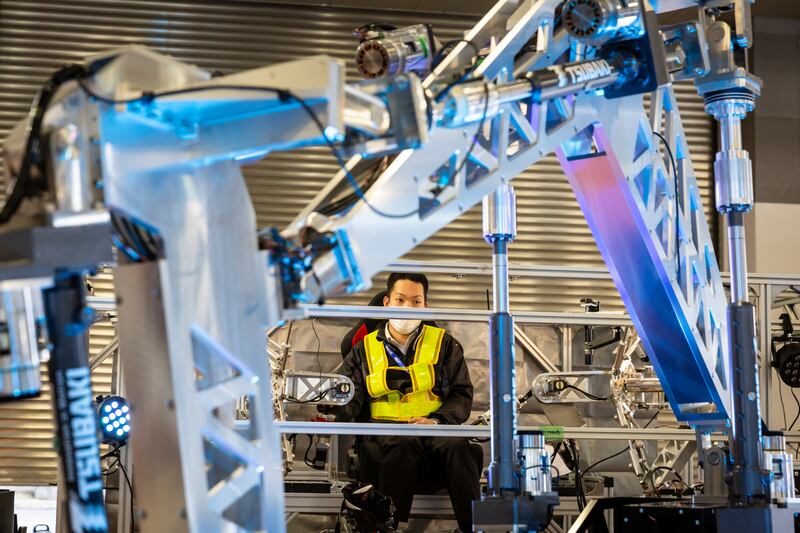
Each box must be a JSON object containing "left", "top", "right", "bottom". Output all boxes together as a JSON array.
[{"left": 389, "top": 318, "right": 421, "bottom": 335}]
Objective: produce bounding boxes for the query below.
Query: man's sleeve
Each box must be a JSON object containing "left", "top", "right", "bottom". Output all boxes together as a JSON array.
[
  {"left": 319, "top": 344, "right": 368, "bottom": 422},
  {"left": 429, "top": 337, "right": 473, "bottom": 425}
]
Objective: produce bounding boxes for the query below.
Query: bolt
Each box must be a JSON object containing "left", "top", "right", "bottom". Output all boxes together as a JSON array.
[
  {"left": 503, "top": 393, "right": 512, "bottom": 403},
  {"left": 747, "top": 391, "right": 756, "bottom": 401},
  {"left": 695, "top": 520, "right": 700, "bottom": 525},
  {"left": 165, "top": 399, "right": 175, "bottom": 410},
  {"left": 624, "top": 518, "right": 629, "bottom": 523}
]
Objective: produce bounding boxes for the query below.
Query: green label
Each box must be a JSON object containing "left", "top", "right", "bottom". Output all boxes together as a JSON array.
[
  {"left": 418, "top": 36, "right": 430, "bottom": 58},
  {"left": 539, "top": 425, "right": 564, "bottom": 440}
]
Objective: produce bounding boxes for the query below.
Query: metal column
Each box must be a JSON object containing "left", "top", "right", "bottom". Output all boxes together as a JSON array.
[
  {"left": 699, "top": 72, "right": 765, "bottom": 504},
  {"left": 485, "top": 185, "right": 518, "bottom": 496},
  {"left": 473, "top": 185, "right": 559, "bottom": 531}
]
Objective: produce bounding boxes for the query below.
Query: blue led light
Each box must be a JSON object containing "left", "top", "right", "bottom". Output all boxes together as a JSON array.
[{"left": 97, "top": 395, "right": 132, "bottom": 444}]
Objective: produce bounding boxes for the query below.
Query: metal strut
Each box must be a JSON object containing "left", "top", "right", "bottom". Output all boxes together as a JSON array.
[{"left": 473, "top": 185, "right": 558, "bottom": 531}]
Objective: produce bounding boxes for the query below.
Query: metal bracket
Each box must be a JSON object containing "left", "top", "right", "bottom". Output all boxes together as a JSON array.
[{"left": 282, "top": 371, "right": 354, "bottom": 406}]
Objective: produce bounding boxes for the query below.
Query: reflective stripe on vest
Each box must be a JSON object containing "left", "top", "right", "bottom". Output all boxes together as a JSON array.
[{"left": 363, "top": 325, "right": 445, "bottom": 421}]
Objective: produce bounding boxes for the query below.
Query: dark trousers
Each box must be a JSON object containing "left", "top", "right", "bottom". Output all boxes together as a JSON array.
[{"left": 359, "top": 435, "right": 483, "bottom": 532}]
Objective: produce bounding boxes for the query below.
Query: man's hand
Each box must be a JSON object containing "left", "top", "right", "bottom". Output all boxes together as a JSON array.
[{"left": 409, "top": 417, "right": 438, "bottom": 424}]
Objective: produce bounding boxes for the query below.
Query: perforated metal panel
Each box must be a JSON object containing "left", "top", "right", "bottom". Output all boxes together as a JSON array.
[{"left": 0, "top": 0, "right": 715, "bottom": 483}]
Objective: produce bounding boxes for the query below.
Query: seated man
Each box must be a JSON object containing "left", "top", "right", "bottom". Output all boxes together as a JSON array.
[{"left": 329, "top": 272, "right": 481, "bottom": 532}]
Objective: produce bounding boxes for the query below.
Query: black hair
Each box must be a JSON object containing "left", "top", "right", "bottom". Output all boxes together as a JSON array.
[{"left": 386, "top": 272, "right": 429, "bottom": 300}]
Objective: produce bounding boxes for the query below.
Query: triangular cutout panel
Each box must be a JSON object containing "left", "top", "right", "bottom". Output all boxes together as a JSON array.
[
  {"left": 634, "top": 123, "right": 651, "bottom": 161},
  {"left": 653, "top": 166, "right": 671, "bottom": 212},
  {"left": 704, "top": 245, "right": 717, "bottom": 296},
  {"left": 191, "top": 325, "right": 243, "bottom": 392},
  {"left": 204, "top": 434, "right": 248, "bottom": 491},
  {"left": 654, "top": 215, "right": 672, "bottom": 260},
  {"left": 223, "top": 483, "right": 263, "bottom": 531},
  {"left": 715, "top": 341, "right": 727, "bottom": 390},
  {"left": 632, "top": 165, "right": 652, "bottom": 208},
  {"left": 696, "top": 307, "right": 706, "bottom": 347},
  {"left": 545, "top": 96, "right": 574, "bottom": 134},
  {"left": 691, "top": 261, "right": 703, "bottom": 320}
]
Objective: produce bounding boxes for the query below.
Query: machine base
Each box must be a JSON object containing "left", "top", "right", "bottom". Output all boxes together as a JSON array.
[
  {"left": 616, "top": 501, "right": 800, "bottom": 532},
  {"left": 472, "top": 493, "right": 558, "bottom": 532}
]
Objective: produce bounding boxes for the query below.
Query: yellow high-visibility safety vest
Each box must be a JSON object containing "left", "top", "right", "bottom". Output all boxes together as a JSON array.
[{"left": 363, "top": 325, "right": 445, "bottom": 421}]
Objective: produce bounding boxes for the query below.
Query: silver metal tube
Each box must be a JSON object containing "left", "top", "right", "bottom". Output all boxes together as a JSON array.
[
  {"left": 518, "top": 431, "right": 551, "bottom": 495},
  {"left": 727, "top": 214, "right": 749, "bottom": 303},
  {"left": 719, "top": 115, "right": 743, "bottom": 152},
  {"left": 492, "top": 244, "right": 509, "bottom": 314},
  {"left": 89, "top": 336, "right": 119, "bottom": 372},
  {"left": 271, "top": 420, "right": 773, "bottom": 442},
  {"left": 622, "top": 377, "right": 663, "bottom": 393},
  {"left": 496, "top": 80, "right": 538, "bottom": 106}
]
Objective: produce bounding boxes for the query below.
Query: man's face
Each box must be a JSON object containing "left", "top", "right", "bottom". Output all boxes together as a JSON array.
[{"left": 384, "top": 279, "right": 427, "bottom": 308}]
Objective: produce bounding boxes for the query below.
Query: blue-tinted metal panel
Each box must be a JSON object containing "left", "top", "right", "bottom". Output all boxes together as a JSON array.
[{"left": 557, "top": 96, "right": 730, "bottom": 423}]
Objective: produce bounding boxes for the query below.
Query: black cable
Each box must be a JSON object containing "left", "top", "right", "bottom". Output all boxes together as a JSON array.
[
  {"left": 563, "top": 383, "right": 610, "bottom": 401},
  {"left": 431, "top": 39, "right": 479, "bottom": 69},
  {"left": 79, "top": 60, "right": 495, "bottom": 221},
  {"left": 779, "top": 375, "right": 788, "bottom": 430},
  {"left": 118, "top": 459, "right": 135, "bottom": 533},
  {"left": 426, "top": 82, "right": 490, "bottom": 207},
  {"left": 310, "top": 318, "right": 322, "bottom": 379},
  {"left": 583, "top": 410, "right": 661, "bottom": 475},
  {"left": 78, "top": 79, "right": 417, "bottom": 219},
  {"left": 100, "top": 445, "right": 134, "bottom": 533},
  {"left": 652, "top": 131, "right": 680, "bottom": 281},
  {"left": 0, "top": 64, "right": 87, "bottom": 224},
  {"left": 582, "top": 447, "right": 629, "bottom": 476},
  {"left": 569, "top": 440, "right": 586, "bottom": 511},
  {"left": 317, "top": 156, "right": 389, "bottom": 217},
  {"left": 790, "top": 389, "right": 800, "bottom": 431},
  {"left": 303, "top": 435, "right": 326, "bottom": 470},
  {"left": 283, "top": 386, "right": 337, "bottom": 404},
  {"left": 648, "top": 465, "right": 683, "bottom": 494},
  {"left": 291, "top": 94, "right": 423, "bottom": 219}
]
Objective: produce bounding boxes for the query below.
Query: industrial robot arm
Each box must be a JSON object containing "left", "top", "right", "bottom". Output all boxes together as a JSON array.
[{"left": 278, "top": 0, "right": 733, "bottom": 426}]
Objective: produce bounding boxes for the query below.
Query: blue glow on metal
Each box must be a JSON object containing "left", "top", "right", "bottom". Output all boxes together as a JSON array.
[{"left": 558, "top": 126, "right": 730, "bottom": 423}]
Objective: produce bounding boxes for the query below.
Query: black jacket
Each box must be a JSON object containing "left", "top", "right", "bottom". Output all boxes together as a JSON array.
[{"left": 329, "top": 321, "right": 473, "bottom": 425}]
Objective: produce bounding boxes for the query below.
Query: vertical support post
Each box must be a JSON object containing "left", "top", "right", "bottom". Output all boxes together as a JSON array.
[
  {"left": 702, "top": 85, "right": 765, "bottom": 504},
  {"left": 111, "top": 343, "right": 133, "bottom": 533},
  {"left": 44, "top": 272, "right": 109, "bottom": 533},
  {"left": 758, "top": 284, "right": 772, "bottom": 428},
  {"left": 483, "top": 185, "right": 518, "bottom": 496}
]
